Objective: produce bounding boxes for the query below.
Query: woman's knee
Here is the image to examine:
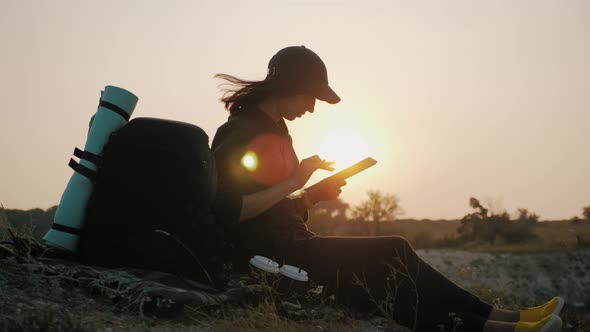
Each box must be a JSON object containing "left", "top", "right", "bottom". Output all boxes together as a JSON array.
[
  {"left": 381, "top": 236, "right": 419, "bottom": 267},
  {"left": 384, "top": 235, "right": 414, "bottom": 253}
]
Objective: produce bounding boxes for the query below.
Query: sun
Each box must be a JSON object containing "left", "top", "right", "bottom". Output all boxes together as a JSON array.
[{"left": 315, "top": 129, "right": 372, "bottom": 171}]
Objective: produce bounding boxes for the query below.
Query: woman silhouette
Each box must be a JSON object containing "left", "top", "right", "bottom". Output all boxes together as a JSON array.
[{"left": 211, "top": 46, "right": 563, "bottom": 332}]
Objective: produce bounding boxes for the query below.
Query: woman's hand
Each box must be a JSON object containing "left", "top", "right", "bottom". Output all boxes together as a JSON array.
[
  {"left": 239, "top": 155, "right": 334, "bottom": 222},
  {"left": 290, "top": 155, "right": 335, "bottom": 190},
  {"left": 304, "top": 178, "right": 347, "bottom": 205}
]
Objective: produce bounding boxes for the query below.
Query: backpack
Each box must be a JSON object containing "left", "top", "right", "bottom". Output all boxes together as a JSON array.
[{"left": 78, "top": 117, "right": 231, "bottom": 289}]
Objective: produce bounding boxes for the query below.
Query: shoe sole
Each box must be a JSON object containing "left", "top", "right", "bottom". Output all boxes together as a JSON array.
[
  {"left": 553, "top": 297, "right": 565, "bottom": 316},
  {"left": 541, "top": 314, "right": 562, "bottom": 332}
]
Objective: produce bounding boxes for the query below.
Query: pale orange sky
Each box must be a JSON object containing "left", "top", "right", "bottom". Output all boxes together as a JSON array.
[{"left": 1, "top": 0, "right": 589, "bottom": 220}]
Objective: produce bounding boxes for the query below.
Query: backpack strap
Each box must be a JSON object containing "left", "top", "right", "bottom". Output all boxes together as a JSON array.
[
  {"left": 68, "top": 158, "right": 97, "bottom": 182},
  {"left": 73, "top": 147, "right": 101, "bottom": 165},
  {"left": 50, "top": 222, "right": 82, "bottom": 235},
  {"left": 99, "top": 98, "right": 130, "bottom": 122}
]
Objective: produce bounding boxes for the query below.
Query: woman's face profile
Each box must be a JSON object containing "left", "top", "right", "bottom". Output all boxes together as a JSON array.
[{"left": 279, "top": 94, "right": 316, "bottom": 121}]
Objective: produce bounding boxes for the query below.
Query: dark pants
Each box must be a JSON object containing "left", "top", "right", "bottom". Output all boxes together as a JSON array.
[{"left": 245, "top": 236, "right": 493, "bottom": 332}]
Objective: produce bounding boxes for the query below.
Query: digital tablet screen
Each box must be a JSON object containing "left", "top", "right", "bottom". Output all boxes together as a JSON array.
[{"left": 305, "top": 157, "right": 377, "bottom": 191}]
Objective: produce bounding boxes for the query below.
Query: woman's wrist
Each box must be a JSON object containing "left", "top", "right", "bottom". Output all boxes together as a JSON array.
[{"left": 286, "top": 175, "right": 303, "bottom": 192}]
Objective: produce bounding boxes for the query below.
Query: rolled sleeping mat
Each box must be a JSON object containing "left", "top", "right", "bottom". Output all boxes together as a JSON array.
[{"left": 43, "top": 85, "right": 138, "bottom": 252}]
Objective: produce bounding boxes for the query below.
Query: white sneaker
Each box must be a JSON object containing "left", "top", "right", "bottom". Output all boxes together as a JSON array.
[
  {"left": 249, "top": 255, "right": 280, "bottom": 273},
  {"left": 279, "top": 264, "right": 308, "bottom": 282}
]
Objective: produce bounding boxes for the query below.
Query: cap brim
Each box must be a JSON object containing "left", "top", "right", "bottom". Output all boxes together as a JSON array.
[{"left": 315, "top": 84, "right": 341, "bottom": 104}]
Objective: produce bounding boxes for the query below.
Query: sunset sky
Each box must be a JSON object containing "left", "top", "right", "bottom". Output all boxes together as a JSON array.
[{"left": 1, "top": 0, "right": 588, "bottom": 220}]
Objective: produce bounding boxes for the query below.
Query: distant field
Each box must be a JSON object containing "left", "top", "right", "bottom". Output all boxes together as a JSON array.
[
  {"left": 3, "top": 204, "right": 590, "bottom": 253},
  {"left": 308, "top": 219, "right": 590, "bottom": 252},
  {"left": 532, "top": 221, "right": 590, "bottom": 245},
  {"left": 374, "top": 219, "right": 462, "bottom": 240}
]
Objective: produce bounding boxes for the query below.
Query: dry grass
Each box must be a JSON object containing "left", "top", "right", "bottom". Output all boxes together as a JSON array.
[
  {"left": 0, "top": 204, "right": 11, "bottom": 239},
  {"left": 202, "top": 300, "right": 356, "bottom": 332},
  {"left": 0, "top": 226, "right": 363, "bottom": 331},
  {"left": 0, "top": 253, "right": 358, "bottom": 332},
  {"left": 351, "top": 259, "right": 417, "bottom": 331}
]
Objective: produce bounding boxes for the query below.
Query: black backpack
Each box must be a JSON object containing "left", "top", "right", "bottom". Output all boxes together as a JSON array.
[{"left": 78, "top": 117, "right": 230, "bottom": 289}]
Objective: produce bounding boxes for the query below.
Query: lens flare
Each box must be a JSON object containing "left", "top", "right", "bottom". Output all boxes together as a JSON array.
[{"left": 241, "top": 151, "right": 258, "bottom": 171}]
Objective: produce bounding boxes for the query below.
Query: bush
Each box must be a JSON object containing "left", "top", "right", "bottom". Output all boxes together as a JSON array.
[
  {"left": 457, "top": 198, "right": 538, "bottom": 246},
  {"left": 1, "top": 206, "right": 56, "bottom": 240},
  {"left": 498, "top": 220, "right": 539, "bottom": 243}
]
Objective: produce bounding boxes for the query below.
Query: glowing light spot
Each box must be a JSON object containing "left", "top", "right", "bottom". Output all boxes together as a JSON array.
[
  {"left": 241, "top": 151, "right": 258, "bottom": 171},
  {"left": 316, "top": 129, "right": 371, "bottom": 170}
]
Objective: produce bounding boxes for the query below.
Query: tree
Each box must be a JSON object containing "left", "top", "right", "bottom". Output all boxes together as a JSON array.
[
  {"left": 583, "top": 205, "right": 590, "bottom": 221},
  {"left": 458, "top": 198, "right": 500, "bottom": 245},
  {"left": 469, "top": 197, "right": 488, "bottom": 217},
  {"left": 515, "top": 208, "right": 540, "bottom": 224},
  {"left": 482, "top": 196, "right": 505, "bottom": 216},
  {"left": 352, "top": 190, "right": 404, "bottom": 222},
  {"left": 310, "top": 198, "right": 349, "bottom": 221}
]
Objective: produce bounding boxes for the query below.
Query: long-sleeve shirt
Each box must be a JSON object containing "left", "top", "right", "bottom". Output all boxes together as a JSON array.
[{"left": 211, "top": 107, "right": 314, "bottom": 252}]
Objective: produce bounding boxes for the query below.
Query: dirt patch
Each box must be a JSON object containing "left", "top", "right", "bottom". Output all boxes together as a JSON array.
[{"left": 417, "top": 249, "right": 590, "bottom": 306}]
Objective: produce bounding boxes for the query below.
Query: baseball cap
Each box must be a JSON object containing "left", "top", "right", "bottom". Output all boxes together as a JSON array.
[{"left": 267, "top": 46, "right": 341, "bottom": 104}]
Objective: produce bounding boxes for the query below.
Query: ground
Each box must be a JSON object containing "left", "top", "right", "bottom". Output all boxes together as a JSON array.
[{"left": 1, "top": 245, "right": 588, "bottom": 331}]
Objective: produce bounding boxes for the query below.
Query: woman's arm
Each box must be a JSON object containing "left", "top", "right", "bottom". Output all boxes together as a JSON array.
[
  {"left": 238, "top": 177, "right": 298, "bottom": 222},
  {"left": 237, "top": 155, "right": 336, "bottom": 222}
]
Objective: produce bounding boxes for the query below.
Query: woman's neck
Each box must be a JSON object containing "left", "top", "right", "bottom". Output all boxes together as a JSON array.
[{"left": 257, "top": 97, "right": 282, "bottom": 123}]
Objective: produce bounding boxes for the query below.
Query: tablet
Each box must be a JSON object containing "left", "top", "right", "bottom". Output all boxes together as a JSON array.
[{"left": 305, "top": 157, "right": 377, "bottom": 191}]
